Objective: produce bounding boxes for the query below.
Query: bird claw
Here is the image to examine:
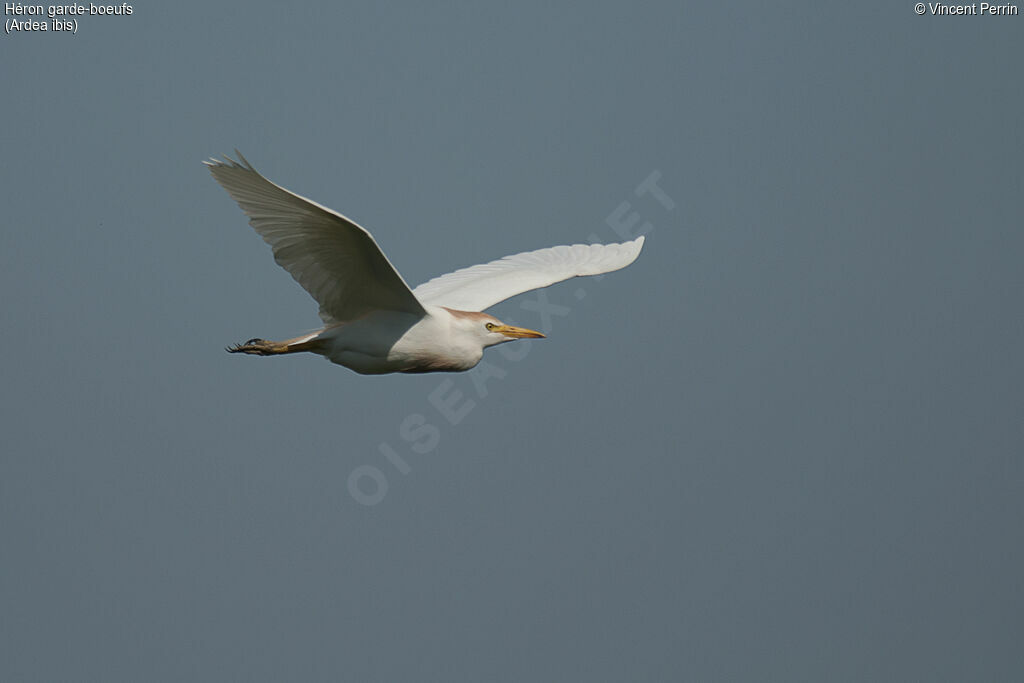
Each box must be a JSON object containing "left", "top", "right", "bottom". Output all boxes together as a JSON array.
[
  {"left": 227, "top": 340, "right": 260, "bottom": 354},
  {"left": 226, "top": 338, "right": 286, "bottom": 355}
]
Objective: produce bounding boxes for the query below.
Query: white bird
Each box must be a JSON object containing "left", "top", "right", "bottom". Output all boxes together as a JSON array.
[{"left": 206, "top": 152, "right": 645, "bottom": 374}]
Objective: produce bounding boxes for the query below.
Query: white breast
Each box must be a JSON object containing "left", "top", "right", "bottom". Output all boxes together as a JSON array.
[{"left": 315, "top": 307, "right": 482, "bottom": 374}]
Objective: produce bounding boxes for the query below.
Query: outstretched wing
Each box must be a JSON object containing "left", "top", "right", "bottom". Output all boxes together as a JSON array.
[
  {"left": 206, "top": 152, "right": 426, "bottom": 324},
  {"left": 413, "top": 237, "right": 645, "bottom": 312}
]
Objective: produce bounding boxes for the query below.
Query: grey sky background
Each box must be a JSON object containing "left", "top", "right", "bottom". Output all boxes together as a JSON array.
[{"left": 3, "top": 2, "right": 1022, "bottom": 681}]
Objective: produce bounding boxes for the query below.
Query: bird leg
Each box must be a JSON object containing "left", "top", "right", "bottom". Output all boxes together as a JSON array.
[
  {"left": 226, "top": 333, "right": 325, "bottom": 356},
  {"left": 226, "top": 338, "right": 291, "bottom": 355}
]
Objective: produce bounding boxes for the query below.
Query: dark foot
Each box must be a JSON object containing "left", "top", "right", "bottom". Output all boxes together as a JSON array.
[{"left": 226, "top": 338, "right": 287, "bottom": 355}]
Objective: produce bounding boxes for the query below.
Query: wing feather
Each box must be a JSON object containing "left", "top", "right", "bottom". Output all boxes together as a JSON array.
[
  {"left": 206, "top": 152, "right": 426, "bottom": 323},
  {"left": 413, "top": 237, "right": 645, "bottom": 311}
]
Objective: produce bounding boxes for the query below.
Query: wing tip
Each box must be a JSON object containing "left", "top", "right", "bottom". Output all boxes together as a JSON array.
[
  {"left": 202, "top": 150, "right": 257, "bottom": 173},
  {"left": 615, "top": 234, "right": 646, "bottom": 266},
  {"left": 614, "top": 233, "right": 647, "bottom": 268}
]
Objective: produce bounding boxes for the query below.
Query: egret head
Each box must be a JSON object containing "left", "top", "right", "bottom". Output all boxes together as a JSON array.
[
  {"left": 446, "top": 308, "right": 545, "bottom": 348},
  {"left": 482, "top": 317, "right": 545, "bottom": 346}
]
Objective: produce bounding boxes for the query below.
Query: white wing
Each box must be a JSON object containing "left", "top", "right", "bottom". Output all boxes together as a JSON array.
[
  {"left": 413, "top": 236, "right": 645, "bottom": 312},
  {"left": 206, "top": 152, "right": 426, "bottom": 324}
]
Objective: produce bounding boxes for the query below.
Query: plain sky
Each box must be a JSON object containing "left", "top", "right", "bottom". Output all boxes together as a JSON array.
[{"left": 2, "top": 2, "right": 1022, "bottom": 681}]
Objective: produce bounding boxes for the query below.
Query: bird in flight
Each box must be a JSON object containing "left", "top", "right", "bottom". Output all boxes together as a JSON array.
[{"left": 206, "top": 152, "right": 645, "bottom": 374}]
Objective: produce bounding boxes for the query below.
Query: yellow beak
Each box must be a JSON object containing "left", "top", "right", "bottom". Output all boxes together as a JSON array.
[{"left": 493, "top": 324, "right": 545, "bottom": 339}]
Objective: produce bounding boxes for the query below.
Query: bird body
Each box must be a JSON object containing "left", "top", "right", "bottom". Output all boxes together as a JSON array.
[
  {"left": 207, "top": 152, "right": 644, "bottom": 375},
  {"left": 316, "top": 307, "right": 529, "bottom": 375}
]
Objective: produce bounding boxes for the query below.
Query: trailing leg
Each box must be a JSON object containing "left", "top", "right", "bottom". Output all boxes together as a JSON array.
[{"left": 226, "top": 334, "right": 322, "bottom": 356}]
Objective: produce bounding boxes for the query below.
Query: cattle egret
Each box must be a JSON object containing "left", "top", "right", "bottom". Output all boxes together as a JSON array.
[{"left": 206, "top": 152, "right": 645, "bottom": 374}]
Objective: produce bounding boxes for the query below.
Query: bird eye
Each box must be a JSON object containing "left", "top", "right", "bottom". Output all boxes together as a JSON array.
[{"left": 485, "top": 322, "right": 495, "bottom": 331}]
